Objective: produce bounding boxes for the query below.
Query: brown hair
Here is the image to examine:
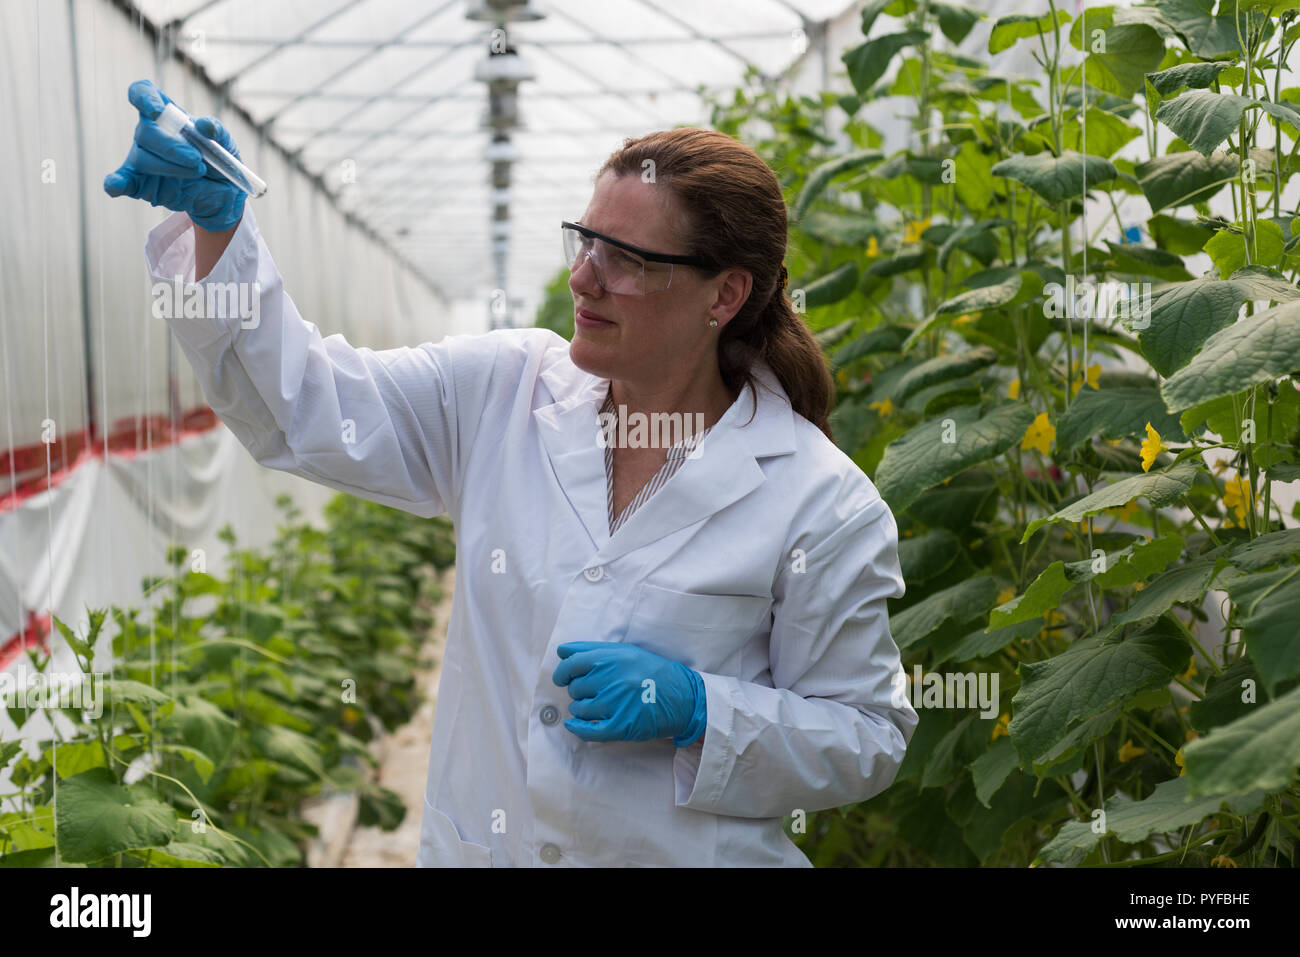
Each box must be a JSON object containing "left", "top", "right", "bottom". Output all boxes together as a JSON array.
[{"left": 594, "top": 128, "right": 835, "bottom": 441}]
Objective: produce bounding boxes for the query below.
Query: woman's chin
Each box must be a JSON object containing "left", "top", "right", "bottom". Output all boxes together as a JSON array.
[{"left": 569, "top": 336, "right": 619, "bottom": 378}]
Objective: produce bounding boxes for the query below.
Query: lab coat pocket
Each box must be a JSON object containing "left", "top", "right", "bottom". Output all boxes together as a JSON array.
[
  {"left": 419, "top": 797, "right": 493, "bottom": 868},
  {"left": 625, "top": 582, "right": 771, "bottom": 673}
]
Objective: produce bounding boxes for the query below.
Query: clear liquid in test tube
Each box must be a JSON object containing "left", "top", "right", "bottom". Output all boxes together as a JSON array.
[{"left": 155, "top": 102, "right": 268, "bottom": 199}]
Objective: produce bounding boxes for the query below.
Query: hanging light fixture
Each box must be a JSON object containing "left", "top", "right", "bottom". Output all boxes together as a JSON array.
[{"left": 465, "top": 0, "right": 545, "bottom": 22}]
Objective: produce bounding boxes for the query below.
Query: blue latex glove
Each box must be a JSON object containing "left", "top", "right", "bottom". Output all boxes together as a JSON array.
[
  {"left": 103, "top": 79, "right": 246, "bottom": 232},
  {"left": 553, "top": 641, "right": 707, "bottom": 747}
]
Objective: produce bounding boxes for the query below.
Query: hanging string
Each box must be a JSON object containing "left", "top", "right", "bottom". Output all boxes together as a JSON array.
[{"left": 35, "top": 0, "right": 62, "bottom": 869}]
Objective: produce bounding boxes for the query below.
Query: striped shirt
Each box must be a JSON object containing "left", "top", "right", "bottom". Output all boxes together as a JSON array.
[{"left": 601, "top": 385, "right": 714, "bottom": 536}]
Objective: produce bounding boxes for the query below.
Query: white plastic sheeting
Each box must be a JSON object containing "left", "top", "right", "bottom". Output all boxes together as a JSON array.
[{"left": 0, "top": 0, "right": 447, "bottom": 652}]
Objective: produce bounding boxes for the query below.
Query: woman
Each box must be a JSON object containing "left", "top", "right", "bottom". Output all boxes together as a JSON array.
[{"left": 106, "top": 78, "right": 917, "bottom": 867}]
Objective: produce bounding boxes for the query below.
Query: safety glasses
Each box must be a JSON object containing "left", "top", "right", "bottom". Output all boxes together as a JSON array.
[{"left": 561, "top": 220, "right": 713, "bottom": 296}]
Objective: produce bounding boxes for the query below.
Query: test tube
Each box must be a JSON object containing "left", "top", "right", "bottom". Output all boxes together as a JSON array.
[{"left": 155, "top": 102, "right": 268, "bottom": 199}]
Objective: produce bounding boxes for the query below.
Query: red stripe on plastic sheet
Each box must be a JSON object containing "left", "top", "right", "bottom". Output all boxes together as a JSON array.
[
  {"left": 0, "top": 609, "right": 52, "bottom": 672},
  {"left": 0, "top": 405, "right": 221, "bottom": 512}
]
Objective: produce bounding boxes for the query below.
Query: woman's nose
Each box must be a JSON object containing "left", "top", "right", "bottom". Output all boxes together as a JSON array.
[{"left": 569, "top": 252, "right": 603, "bottom": 296}]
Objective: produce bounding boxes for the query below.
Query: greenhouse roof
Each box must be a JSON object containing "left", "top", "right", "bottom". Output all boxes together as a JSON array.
[{"left": 121, "top": 0, "right": 860, "bottom": 316}]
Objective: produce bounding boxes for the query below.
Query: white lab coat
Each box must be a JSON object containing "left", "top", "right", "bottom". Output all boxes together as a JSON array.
[{"left": 145, "top": 208, "right": 918, "bottom": 867}]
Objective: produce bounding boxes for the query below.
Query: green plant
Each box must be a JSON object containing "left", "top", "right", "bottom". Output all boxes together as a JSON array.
[
  {"left": 0, "top": 496, "right": 455, "bottom": 866},
  {"left": 708, "top": 0, "right": 1300, "bottom": 867}
]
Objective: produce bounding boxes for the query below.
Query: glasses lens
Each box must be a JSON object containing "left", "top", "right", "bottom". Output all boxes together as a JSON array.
[{"left": 561, "top": 225, "right": 681, "bottom": 295}]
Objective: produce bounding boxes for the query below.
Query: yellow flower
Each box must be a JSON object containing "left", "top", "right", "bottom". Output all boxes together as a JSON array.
[
  {"left": 1175, "top": 747, "right": 1185, "bottom": 776},
  {"left": 991, "top": 712, "right": 1010, "bottom": 741},
  {"left": 1108, "top": 500, "right": 1139, "bottom": 522},
  {"left": 997, "top": 586, "right": 1017, "bottom": 605},
  {"left": 1210, "top": 854, "right": 1238, "bottom": 868},
  {"left": 1179, "top": 659, "right": 1198, "bottom": 681},
  {"left": 1021, "top": 412, "right": 1054, "bottom": 456},
  {"left": 868, "top": 396, "right": 893, "bottom": 417},
  {"left": 1222, "top": 473, "right": 1258, "bottom": 524},
  {"left": 1045, "top": 608, "right": 1066, "bottom": 627},
  {"left": 1139, "top": 422, "right": 1164, "bottom": 472},
  {"left": 953, "top": 313, "right": 978, "bottom": 326},
  {"left": 866, "top": 235, "right": 880, "bottom": 257},
  {"left": 902, "top": 217, "right": 931, "bottom": 244},
  {"left": 1118, "top": 739, "right": 1146, "bottom": 763},
  {"left": 1070, "top": 363, "right": 1102, "bottom": 396},
  {"left": 1104, "top": 437, "right": 1123, "bottom": 446},
  {"left": 1008, "top": 378, "right": 1020, "bottom": 399}
]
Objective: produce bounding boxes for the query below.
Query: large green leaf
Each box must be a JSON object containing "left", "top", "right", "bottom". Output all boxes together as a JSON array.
[
  {"left": 1036, "top": 776, "right": 1267, "bottom": 865},
  {"left": 1101, "top": 555, "right": 1231, "bottom": 634},
  {"left": 1182, "top": 683, "right": 1300, "bottom": 796},
  {"left": 1055, "top": 385, "right": 1188, "bottom": 448},
  {"left": 991, "top": 151, "right": 1118, "bottom": 204},
  {"left": 934, "top": 274, "right": 1024, "bottom": 316},
  {"left": 793, "top": 149, "right": 883, "bottom": 219},
  {"left": 1136, "top": 149, "right": 1236, "bottom": 211},
  {"left": 1053, "top": 108, "right": 1142, "bottom": 160},
  {"left": 1092, "top": 534, "right": 1185, "bottom": 589},
  {"left": 1154, "top": 0, "right": 1248, "bottom": 57},
  {"left": 1009, "top": 617, "right": 1189, "bottom": 766},
  {"left": 890, "top": 575, "right": 999, "bottom": 651},
  {"left": 1021, "top": 461, "right": 1200, "bottom": 542},
  {"left": 937, "top": 219, "right": 1012, "bottom": 271},
  {"left": 1103, "top": 240, "right": 1193, "bottom": 282},
  {"left": 1204, "top": 219, "right": 1287, "bottom": 279},
  {"left": 952, "top": 139, "right": 996, "bottom": 210},
  {"left": 987, "top": 562, "right": 1071, "bottom": 631},
  {"left": 829, "top": 324, "right": 910, "bottom": 369},
  {"left": 1084, "top": 23, "right": 1167, "bottom": 97},
  {"left": 249, "top": 725, "right": 325, "bottom": 780},
  {"left": 802, "top": 262, "right": 859, "bottom": 308},
  {"left": 1157, "top": 91, "right": 1300, "bottom": 157},
  {"left": 972, "top": 736, "right": 1020, "bottom": 808},
  {"left": 877, "top": 401, "right": 1039, "bottom": 512},
  {"left": 1224, "top": 566, "right": 1300, "bottom": 692},
  {"left": 1189, "top": 656, "right": 1261, "bottom": 733},
  {"left": 1161, "top": 299, "right": 1300, "bottom": 411},
  {"left": 894, "top": 345, "right": 999, "bottom": 401},
  {"left": 1146, "top": 61, "right": 1230, "bottom": 96},
  {"left": 843, "top": 31, "right": 927, "bottom": 95},
  {"left": 988, "top": 10, "right": 1072, "bottom": 54},
  {"left": 1141, "top": 272, "right": 1300, "bottom": 377},
  {"left": 945, "top": 617, "right": 1043, "bottom": 663},
  {"left": 55, "top": 767, "right": 178, "bottom": 863},
  {"left": 163, "top": 695, "right": 238, "bottom": 767},
  {"left": 934, "top": 2, "right": 982, "bottom": 45},
  {"left": 896, "top": 527, "right": 962, "bottom": 582},
  {"left": 1226, "top": 526, "right": 1300, "bottom": 572}
]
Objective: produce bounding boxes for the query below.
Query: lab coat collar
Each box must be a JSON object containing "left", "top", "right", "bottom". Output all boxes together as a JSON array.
[{"left": 534, "top": 343, "right": 798, "bottom": 562}]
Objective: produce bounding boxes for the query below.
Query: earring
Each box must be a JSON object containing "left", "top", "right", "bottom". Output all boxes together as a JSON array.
[{"left": 708, "top": 318, "right": 718, "bottom": 328}]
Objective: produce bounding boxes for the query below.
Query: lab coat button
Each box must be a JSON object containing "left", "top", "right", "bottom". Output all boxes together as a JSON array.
[
  {"left": 540, "top": 705, "right": 559, "bottom": 726},
  {"left": 540, "top": 843, "right": 562, "bottom": 864},
  {"left": 583, "top": 566, "right": 604, "bottom": 582}
]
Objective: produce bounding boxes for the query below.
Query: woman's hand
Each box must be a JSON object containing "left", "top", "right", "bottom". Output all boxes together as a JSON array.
[
  {"left": 553, "top": 641, "right": 707, "bottom": 747},
  {"left": 103, "top": 79, "right": 246, "bottom": 233}
]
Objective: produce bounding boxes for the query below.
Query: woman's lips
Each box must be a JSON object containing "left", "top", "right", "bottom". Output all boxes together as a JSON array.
[{"left": 576, "top": 308, "right": 613, "bottom": 327}]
